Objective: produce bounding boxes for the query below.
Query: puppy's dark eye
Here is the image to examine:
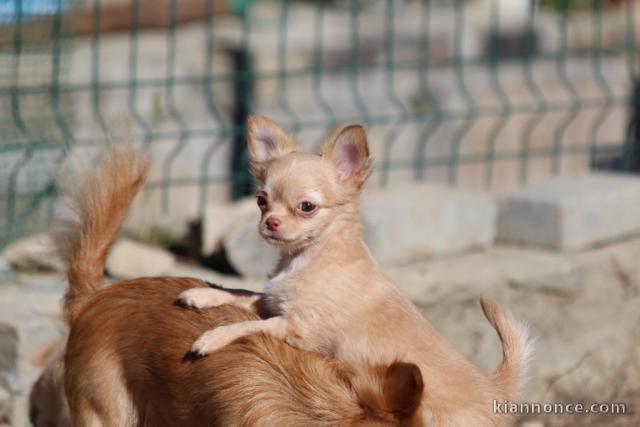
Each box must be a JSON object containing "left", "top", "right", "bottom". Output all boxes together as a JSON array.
[
  {"left": 257, "top": 195, "right": 267, "bottom": 207},
  {"left": 298, "top": 201, "right": 316, "bottom": 213}
]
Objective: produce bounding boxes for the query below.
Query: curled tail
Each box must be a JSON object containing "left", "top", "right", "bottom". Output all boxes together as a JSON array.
[
  {"left": 480, "top": 298, "right": 534, "bottom": 400},
  {"left": 55, "top": 146, "right": 149, "bottom": 325}
]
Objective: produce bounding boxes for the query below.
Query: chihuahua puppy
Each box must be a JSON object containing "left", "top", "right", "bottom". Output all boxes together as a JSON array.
[
  {"left": 59, "top": 146, "right": 425, "bottom": 426},
  {"left": 179, "top": 116, "right": 534, "bottom": 426}
]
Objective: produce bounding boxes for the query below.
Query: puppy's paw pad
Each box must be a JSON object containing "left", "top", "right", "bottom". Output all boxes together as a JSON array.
[{"left": 177, "top": 288, "right": 223, "bottom": 309}]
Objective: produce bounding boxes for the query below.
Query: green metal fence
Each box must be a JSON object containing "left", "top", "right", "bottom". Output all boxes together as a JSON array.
[{"left": 1, "top": 0, "right": 639, "bottom": 248}]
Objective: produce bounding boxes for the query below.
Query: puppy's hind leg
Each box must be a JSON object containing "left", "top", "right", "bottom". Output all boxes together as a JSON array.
[
  {"left": 178, "top": 284, "right": 261, "bottom": 311},
  {"left": 68, "top": 388, "right": 137, "bottom": 427},
  {"left": 66, "top": 354, "right": 137, "bottom": 427},
  {"left": 68, "top": 403, "right": 105, "bottom": 427}
]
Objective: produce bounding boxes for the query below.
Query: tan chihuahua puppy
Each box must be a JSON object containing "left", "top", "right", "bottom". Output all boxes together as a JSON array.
[{"left": 179, "top": 115, "right": 533, "bottom": 426}]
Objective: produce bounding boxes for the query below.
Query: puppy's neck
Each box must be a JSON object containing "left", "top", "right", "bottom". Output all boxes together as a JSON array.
[{"left": 270, "top": 217, "right": 364, "bottom": 280}]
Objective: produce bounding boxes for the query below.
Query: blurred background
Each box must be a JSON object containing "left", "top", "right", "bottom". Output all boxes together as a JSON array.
[{"left": 0, "top": 0, "right": 639, "bottom": 426}]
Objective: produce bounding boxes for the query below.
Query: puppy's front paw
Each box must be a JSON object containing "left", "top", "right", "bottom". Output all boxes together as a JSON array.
[
  {"left": 178, "top": 288, "right": 227, "bottom": 309},
  {"left": 190, "top": 327, "right": 239, "bottom": 356}
]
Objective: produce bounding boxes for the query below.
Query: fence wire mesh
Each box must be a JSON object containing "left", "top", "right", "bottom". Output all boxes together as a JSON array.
[{"left": 0, "top": 0, "right": 639, "bottom": 248}]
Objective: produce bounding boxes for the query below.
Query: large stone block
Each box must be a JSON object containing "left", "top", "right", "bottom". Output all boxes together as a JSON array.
[
  {"left": 106, "top": 239, "right": 177, "bottom": 279},
  {"left": 498, "top": 174, "right": 640, "bottom": 250},
  {"left": 201, "top": 198, "right": 259, "bottom": 256},
  {"left": 1, "top": 234, "right": 64, "bottom": 272},
  {"left": 363, "top": 184, "right": 497, "bottom": 264},
  {"left": 223, "top": 221, "right": 279, "bottom": 280},
  {"left": 202, "top": 198, "right": 278, "bottom": 279}
]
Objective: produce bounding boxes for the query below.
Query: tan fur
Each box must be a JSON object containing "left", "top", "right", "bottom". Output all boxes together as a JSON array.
[
  {"left": 56, "top": 145, "right": 149, "bottom": 324},
  {"left": 59, "top": 146, "right": 425, "bottom": 426},
  {"left": 31, "top": 337, "right": 66, "bottom": 368},
  {"left": 182, "top": 116, "right": 534, "bottom": 426},
  {"left": 247, "top": 115, "right": 299, "bottom": 182},
  {"left": 480, "top": 298, "right": 534, "bottom": 399},
  {"left": 321, "top": 124, "right": 372, "bottom": 190},
  {"left": 66, "top": 279, "right": 424, "bottom": 426}
]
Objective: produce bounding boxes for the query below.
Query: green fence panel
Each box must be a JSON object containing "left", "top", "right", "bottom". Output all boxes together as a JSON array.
[{"left": 0, "top": 0, "right": 638, "bottom": 249}]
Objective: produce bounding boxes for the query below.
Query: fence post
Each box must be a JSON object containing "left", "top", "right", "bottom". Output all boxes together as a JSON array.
[
  {"left": 627, "top": 77, "right": 640, "bottom": 172},
  {"left": 229, "top": 46, "right": 254, "bottom": 200}
]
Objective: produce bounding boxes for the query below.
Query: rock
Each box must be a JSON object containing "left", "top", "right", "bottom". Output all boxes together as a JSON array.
[
  {"left": 105, "top": 239, "right": 177, "bottom": 279},
  {"left": 1, "top": 234, "right": 64, "bottom": 272},
  {"left": 507, "top": 269, "right": 583, "bottom": 298},
  {"left": 498, "top": 173, "right": 640, "bottom": 250},
  {"left": 387, "top": 246, "right": 578, "bottom": 306},
  {"left": 223, "top": 221, "right": 278, "bottom": 279},
  {"left": 362, "top": 184, "right": 496, "bottom": 264},
  {"left": 518, "top": 421, "right": 545, "bottom": 427},
  {"left": 395, "top": 243, "right": 640, "bottom": 424},
  {"left": 0, "top": 272, "right": 67, "bottom": 427},
  {"left": 201, "top": 198, "right": 259, "bottom": 256},
  {"left": 0, "top": 324, "right": 17, "bottom": 373},
  {"left": 0, "top": 258, "right": 11, "bottom": 282},
  {"left": 0, "top": 386, "right": 11, "bottom": 424},
  {"left": 0, "top": 323, "right": 17, "bottom": 425}
]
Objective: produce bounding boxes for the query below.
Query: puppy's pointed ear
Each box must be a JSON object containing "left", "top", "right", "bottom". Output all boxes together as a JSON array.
[
  {"left": 321, "top": 125, "right": 371, "bottom": 188},
  {"left": 248, "top": 115, "right": 298, "bottom": 181},
  {"left": 383, "top": 362, "right": 424, "bottom": 419}
]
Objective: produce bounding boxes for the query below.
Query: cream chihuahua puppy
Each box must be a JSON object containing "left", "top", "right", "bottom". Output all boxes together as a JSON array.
[{"left": 179, "top": 115, "right": 533, "bottom": 426}]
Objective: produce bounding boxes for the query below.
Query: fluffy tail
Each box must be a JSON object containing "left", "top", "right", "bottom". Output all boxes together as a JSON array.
[
  {"left": 480, "top": 298, "right": 534, "bottom": 400},
  {"left": 55, "top": 146, "right": 149, "bottom": 325}
]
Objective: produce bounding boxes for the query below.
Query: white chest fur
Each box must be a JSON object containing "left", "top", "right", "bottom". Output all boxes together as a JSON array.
[{"left": 264, "top": 251, "right": 311, "bottom": 299}]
